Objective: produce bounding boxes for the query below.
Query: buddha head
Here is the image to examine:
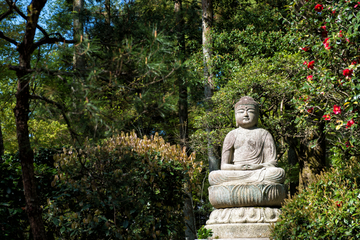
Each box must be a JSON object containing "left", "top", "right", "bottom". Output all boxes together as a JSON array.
[{"left": 234, "top": 96, "right": 259, "bottom": 128}]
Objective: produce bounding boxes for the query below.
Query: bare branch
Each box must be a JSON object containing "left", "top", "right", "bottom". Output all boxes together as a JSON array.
[
  {"left": 5, "top": 0, "right": 49, "bottom": 38},
  {"left": 0, "top": 7, "right": 13, "bottom": 22},
  {"left": 32, "top": 35, "right": 76, "bottom": 51},
  {"left": 29, "top": 94, "right": 80, "bottom": 145},
  {"left": 0, "top": 31, "right": 18, "bottom": 46},
  {"left": 8, "top": 65, "right": 74, "bottom": 76}
]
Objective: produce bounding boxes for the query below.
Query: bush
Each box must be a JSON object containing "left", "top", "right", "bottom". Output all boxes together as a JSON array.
[
  {"left": 0, "top": 148, "right": 58, "bottom": 239},
  {"left": 271, "top": 159, "right": 360, "bottom": 239},
  {"left": 46, "top": 132, "right": 201, "bottom": 239}
]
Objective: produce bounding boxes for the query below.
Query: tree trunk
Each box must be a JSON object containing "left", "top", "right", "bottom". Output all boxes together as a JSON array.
[
  {"left": 175, "top": 1, "right": 196, "bottom": 239},
  {"left": 202, "top": 0, "right": 217, "bottom": 171},
  {"left": 299, "top": 123, "right": 327, "bottom": 189},
  {"left": 12, "top": 1, "right": 48, "bottom": 239},
  {"left": 73, "top": 0, "right": 85, "bottom": 70},
  {"left": 0, "top": 123, "right": 4, "bottom": 162}
]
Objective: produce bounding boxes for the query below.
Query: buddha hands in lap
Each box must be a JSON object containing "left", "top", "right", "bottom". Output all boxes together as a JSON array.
[{"left": 209, "top": 96, "right": 285, "bottom": 186}]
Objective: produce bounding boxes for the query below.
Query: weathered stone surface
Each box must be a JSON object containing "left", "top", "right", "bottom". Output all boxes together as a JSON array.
[
  {"left": 208, "top": 184, "right": 286, "bottom": 208},
  {"left": 205, "top": 97, "right": 286, "bottom": 239},
  {"left": 206, "top": 207, "right": 281, "bottom": 224},
  {"left": 205, "top": 223, "right": 271, "bottom": 239}
]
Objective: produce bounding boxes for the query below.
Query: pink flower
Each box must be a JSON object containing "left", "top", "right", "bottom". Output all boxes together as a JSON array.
[
  {"left": 346, "top": 38, "right": 350, "bottom": 43},
  {"left": 355, "top": 2, "right": 360, "bottom": 8},
  {"left": 301, "top": 47, "right": 310, "bottom": 52},
  {"left": 343, "top": 69, "right": 353, "bottom": 77},
  {"left": 323, "top": 114, "right": 331, "bottom": 120},
  {"left": 315, "top": 4, "right": 324, "bottom": 12},
  {"left": 333, "top": 105, "right": 341, "bottom": 114},
  {"left": 307, "top": 60, "right": 315, "bottom": 69},
  {"left": 307, "top": 75, "right": 313, "bottom": 81},
  {"left": 346, "top": 119, "right": 355, "bottom": 128}
]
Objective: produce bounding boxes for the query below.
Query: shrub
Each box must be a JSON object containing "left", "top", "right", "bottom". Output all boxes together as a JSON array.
[
  {"left": 46, "top": 132, "right": 201, "bottom": 239},
  {"left": 0, "top": 148, "right": 58, "bottom": 239},
  {"left": 271, "top": 159, "right": 360, "bottom": 239}
]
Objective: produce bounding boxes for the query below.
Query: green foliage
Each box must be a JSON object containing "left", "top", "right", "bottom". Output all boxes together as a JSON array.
[
  {"left": 287, "top": 0, "right": 360, "bottom": 162},
  {"left": 197, "top": 225, "right": 213, "bottom": 239},
  {"left": 46, "top": 132, "right": 201, "bottom": 239},
  {"left": 0, "top": 148, "right": 58, "bottom": 239},
  {"left": 271, "top": 158, "right": 360, "bottom": 239}
]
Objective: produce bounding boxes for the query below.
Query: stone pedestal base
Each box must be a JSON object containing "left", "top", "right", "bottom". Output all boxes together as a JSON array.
[
  {"left": 205, "top": 223, "right": 271, "bottom": 239},
  {"left": 205, "top": 207, "right": 279, "bottom": 239}
]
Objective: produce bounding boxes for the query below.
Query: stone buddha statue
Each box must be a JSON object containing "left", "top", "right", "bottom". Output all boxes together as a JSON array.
[
  {"left": 205, "top": 97, "right": 286, "bottom": 238},
  {"left": 209, "top": 96, "right": 285, "bottom": 187}
]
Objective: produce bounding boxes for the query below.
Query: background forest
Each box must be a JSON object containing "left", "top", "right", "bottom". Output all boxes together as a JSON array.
[{"left": 1, "top": 0, "right": 360, "bottom": 239}]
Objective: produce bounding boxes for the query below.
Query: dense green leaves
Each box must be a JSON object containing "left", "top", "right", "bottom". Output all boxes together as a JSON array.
[{"left": 271, "top": 158, "right": 360, "bottom": 239}]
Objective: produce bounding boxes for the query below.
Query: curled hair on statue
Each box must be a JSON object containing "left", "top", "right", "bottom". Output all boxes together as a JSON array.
[{"left": 234, "top": 96, "right": 259, "bottom": 110}]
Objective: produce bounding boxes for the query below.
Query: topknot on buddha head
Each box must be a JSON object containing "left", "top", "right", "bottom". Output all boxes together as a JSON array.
[{"left": 234, "top": 96, "right": 259, "bottom": 110}]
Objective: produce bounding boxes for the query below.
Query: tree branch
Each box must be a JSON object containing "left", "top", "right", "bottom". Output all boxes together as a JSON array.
[
  {"left": 0, "top": 7, "right": 13, "bottom": 22},
  {"left": 5, "top": 0, "right": 49, "bottom": 38},
  {"left": 8, "top": 65, "right": 74, "bottom": 76},
  {"left": 32, "top": 34, "right": 76, "bottom": 51},
  {"left": 29, "top": 94, "right": 80, "bottom": 145},
  {"left": 0, "top": 31, "right": 19, "bottom": 46}
]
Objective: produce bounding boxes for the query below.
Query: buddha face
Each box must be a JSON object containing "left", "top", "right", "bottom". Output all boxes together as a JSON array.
[{"left": 235, "top": 105, "right": 258, "bottom": 128}]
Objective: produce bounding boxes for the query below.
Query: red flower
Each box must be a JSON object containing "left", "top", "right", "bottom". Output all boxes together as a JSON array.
[
  {"left": 332, "top": 10, "right": 336, "bottom": 15},
  {"left": 307, "top": 61, "right": 315, "bottom": 69},
  {"left": 307, "top": 75, "right": 313, "bottom": 81},
  {"left": 323, "top": 114, "right": 331, "bottom": 120},
  {"left": 333, "top": 105, "right": 341, "bottom": 114},
  {"left": 321, "top": 26, "right": 328, "bottom": 38},
  {"left": 323, "top": 38, "right": 331, "bottom": 50},
  {"left": 335, "top": 201, "right": 342, "bottom": 207},
  {"left": 301, "top": 47, "right": 310, "bottom": 52},
  {"left": 346, "top": 119, "right": 355, "bottom": 128},
  {"left": 315, "top": 4, "right": 324, "bottom": 12},
  {"left": 352, "top": 60, "right": 357, "bottom": 65},
  {"left": 338, "top": 30, "right": 343, "bottom": 38},
  {"left": 303, "top": 61, "right": 307, "bottom": 65},
  {"left": 343, "top": 69, "right": 353, "bottom": 77},
  {"left": 307, "top": 107, "right": 314, "bottom": 113}
]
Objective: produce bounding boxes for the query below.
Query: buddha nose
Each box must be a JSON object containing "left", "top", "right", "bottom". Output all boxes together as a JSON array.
[{"left": 244, "top": 110, "right": 249, "bottom": 116}]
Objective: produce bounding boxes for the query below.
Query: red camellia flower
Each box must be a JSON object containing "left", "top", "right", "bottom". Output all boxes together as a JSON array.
[
  {"left": 335, "top": 201, "right": 343, "bottom": 207},
  {"left": 301, "top": 47, "right": 310, "bottom": 52},
  {"left": 346, "top": 119, "right": 355, "bottom": 128},
  {"left": 307, "top": 60, "right": 315, "bottom": 69},
  {"left": 323, "top": 38, "right": 331, "bottom": 50},
  {"left": 321, "top": 26, "right": 328, "bottom": 38},
  {"left": 307, "top": 75, "right": 313, "bottom": 81},
  {"left": 323, "top": 114, "right": 331, "bottom": 120},
  {"left": 315, "top": 4, "right": 324, "bottom": 12},
  {"left": 333, "top": 105, "right": 341, "bottom": 114},
  {"left": 343, "top": 69, "right": 353, "bottom": 77}
]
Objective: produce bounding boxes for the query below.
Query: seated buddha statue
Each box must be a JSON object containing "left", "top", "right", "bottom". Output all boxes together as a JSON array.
[{"left": 208, "top": 96, "right": 286, "bottom": 208}]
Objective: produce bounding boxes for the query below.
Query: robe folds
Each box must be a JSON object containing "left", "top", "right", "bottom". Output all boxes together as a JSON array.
[{"left": 209, "top": 127, "right": 285, "bottom": 186}]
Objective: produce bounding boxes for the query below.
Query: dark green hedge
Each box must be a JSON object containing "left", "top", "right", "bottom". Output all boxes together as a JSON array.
[{"left": 271, "top": 159, "right": 360, "bottom": 239}]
